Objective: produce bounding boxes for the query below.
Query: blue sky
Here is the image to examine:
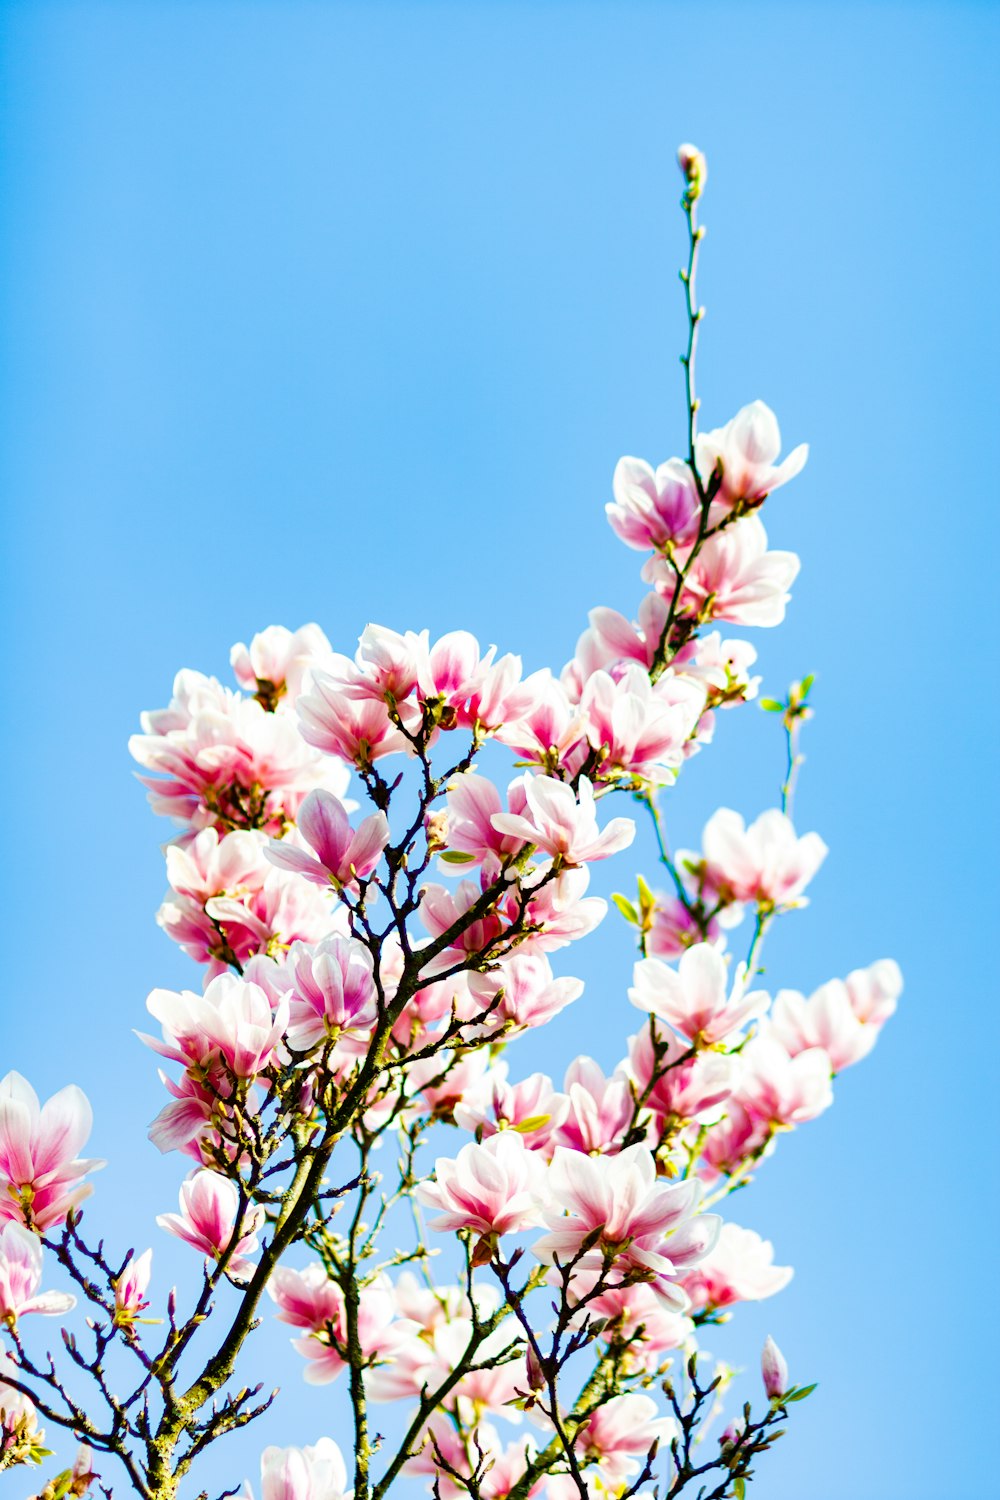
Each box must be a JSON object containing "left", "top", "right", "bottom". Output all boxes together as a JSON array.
[{"left": 1, "top": 3, "right": 998, "bottom": 1497}]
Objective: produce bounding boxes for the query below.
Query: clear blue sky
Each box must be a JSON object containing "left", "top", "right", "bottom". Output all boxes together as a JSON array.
[{"left": 1, "top": 3, "right": 997, "bottom": 1497}]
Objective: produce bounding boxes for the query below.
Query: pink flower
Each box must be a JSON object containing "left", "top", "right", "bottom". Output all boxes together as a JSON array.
[
  {"left": 298, "top": 671, "right": 410, "bottom": 767},
  {"left": 355, "top": 623, "right": 429, "bottom": 702},
  {"left": 491, "top": 776, "right": 634, "bottom": 866},
  {"left": 645, "top": 516, "right": 799, "bottom": 628},
  {"left": 268, "top": 1262, "right": 344, "bottom": 1332},
  {"left": 267, "top": 790, "right": 389, "bottom": 890},
  {"left": 142, "top": 975, "right": 289, "bottom": 1079},
  {"left": 696, "top": 401, "right": 808, "bottom": 512},
  {"left": 417, "top": 1133, "right": 548, "bottom": 1241},
  {"left": 507, "top": 866, "right": 607, "bottom": 952},
  {"left": 131, "top": 670, "right": 346, "bottom": 838},
  {"left": 496, "top": 670, "right": 586, "bottom": 772},
  {"left": 533, "top": 1144, "right": 719, "bottom": 1307},
  {"left": 463, "top": 653, "right": 533, "bottom": 732},
  {"left": 454, "top": 1071, "right": 567, "bottom": 1156},
  {"left": 672, "top": 631, "right": 760, "bottom": 708},
  {"left": 579, "top": 666, "right": 705, "bottom": 781},
  {"left": 563, "top": 596, "right": 670, "bottom": 694},
  {"left": 419, "top": 874, "right": 507, "bottom": 959},
  {"left": 203, "top": 867, "right": 335, "bottom": 966},
  {"left": 698, "top": 1101, "right": 772, "bottom": 1181},
  {"left": 156, "top": 1170, "right": 265, "bottom": 1282},
  {"left": 0, "top": 1073, "right": 102, "bottom": 1231},
  {"left": 166, "top": 828, "right": 272, "bottom": 904},
  {"left": 607, "top": 455, "right": 701, "bottom": 551},
  {"left": 272, "top": 1271, "right": 417, "bottom": 1385},
  {"left": 769, "top": 980, "right": 881, "bottom": 1072},
  {"left": 554, "top": 1058, "right": 634, "bottom": 1156},
  {"left": 418, "top": 630, "right": 486, "bottom": 704},
  {"left": 113, "top": 1249, "right": 153, "bottom": 1325},
  {"left": 761, "top": 1334, "right": 789, "bottom": 1399},
  {"left": 444, "top": 775, "right": 529, "bottom": 864},
  {"left": 678, "top": 1223, "right": 792, "bottom": 1312},
  {"left": 627, "top": 1022, "right": 737, "bottom": 1128},
  {"left": 572, "top": 1392, "right": 676, "bottom": 1482},
  {"left": 701, "top": 807, "right": 827, "bottom": 909},
  {"left": 575, "top": 1278, "right": 691, "bottom": 1367},
  {"left": 737, "top": 1036, "right": 833, "bottom": 1128},
  {"left": 629, "top": 945, "right": 768, "bottom": 1047},
  {"left": 845, "top": 958, "right": 903, "bottom": 1027},
  {"left": 285, "top": 937, "right": 379, "bottom": 1051},
  {"left": 465, "top": 955, "right": 583, "bottom": 1035},
  {"left": 247, "top": 1437, "right": 349, "bottom": 1500},
  {"left": 647, "top": 893, "right": 721, "bottom": 960},
  {"left": 0, "top": 1223, "right": 75, "bottom": 1323},
  {"left": 230, "top": 623, "right": 334, "bottom": 707},
  {"left": 148, "top": 1070, "right": 218, "bottom": 1156}
]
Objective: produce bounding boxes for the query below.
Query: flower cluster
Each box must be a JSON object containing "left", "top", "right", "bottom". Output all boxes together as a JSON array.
[{"left": 0, "top": 144, "right": 899, "bottom": 1500}]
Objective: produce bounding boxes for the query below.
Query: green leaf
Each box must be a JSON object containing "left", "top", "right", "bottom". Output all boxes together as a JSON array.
[
  {"left": 733, "top": 1478, "right": 746, "bottom": 1499},
  {"left": 439, "top": 850, "right": 476, "bottom": 864},
  {"left": 785, "top": 1382, "right": 818, "bottom": 1402},
  {"left": 800, "top": 673, "right": 815, "bottom": 694},
  {"left": 759, "top": 697, "right": 785, "bottom": 712},
  {"left": 612, "top": 893, "right": 639, "bottom": 924},
  {"left": 513, "top": 1114, "right": 551, "bottom": 1134}
]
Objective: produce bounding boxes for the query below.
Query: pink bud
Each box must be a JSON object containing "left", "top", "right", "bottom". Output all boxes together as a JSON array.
[
  {"left": 677, "top": 143, "right": 708, "bottom": 197},
  {"left": 761, "top": 1334, "right": 788, "bottom": 1399}
]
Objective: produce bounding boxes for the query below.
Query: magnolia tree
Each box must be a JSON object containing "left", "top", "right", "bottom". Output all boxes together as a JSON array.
[{"left": 0, "top": 146, "right": 900, "bottom": 1500}]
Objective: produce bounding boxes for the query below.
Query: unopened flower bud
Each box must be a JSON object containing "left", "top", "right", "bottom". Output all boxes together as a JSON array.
[
  {"left": 677, "top": 143, "right": 708, "bottom": 201},
  {"left": 761, "top": 1334, "right": 788, "bottom": 1399}
]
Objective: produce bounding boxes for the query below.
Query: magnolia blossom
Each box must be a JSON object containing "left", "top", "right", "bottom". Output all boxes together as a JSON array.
[
  {"left": 131, "top": 665, "right": 347, "bottom": 838},
  {"left": 244, "top": 1438, "right": 350, "bottom": 1500},
  {"left": 575, "top": 1277, "right": 692, "bottom": 1369},
  {"left": 769, "top": 979, "right": 884, "bottom": 1072},
  {"left": 678, "top": 1223, "right": 792, "bottom": 1311},
  {"left": 454, "top": 1070, "right": 567, "bottom": 1155},
  {"left": 271, "top": 1270, "right": 418, "bottom": 1385},
  {"left": 647, "top": 892, "right": 721, "bottom": 959},
  {"left": 142, "top": 975, "right": 289, "bottom": 1080},
  {"left": 465, "top": 954, "right": 583, "bottom": 1035},
  {"left": 156, "top": 1170, "right": 265, "bottom": 1282},
  {"left": 761, "top": 1334, "right": 789, "bottom": 1399},
  {"left": 285, "top": 936, "right": 379, "bottom": 1051},
  {"left": 579, "top": 665, "right": 705, "bottom": 780},
  {"left": 444, "top": 774, "right": 529, "bottom": 864},
  {"left": 627, "top": 1022, "right": 737, "bottom": 1128},
  {"left": 533, "top": 1144, "right": 719, "bottom": 1306},
  {"left": 491, "top": 775, "right": 634, "bottom": 866},
  {"left": 267, "top": 789, "right": 389, "bottom": 890},
  {"left": 630, "top": 944, "right": 768, "bottom": 1046},
  {"left": 700, "top": 807, "right": 828, "bottom": 909},
  {"left": 644, "top": 515, "right": 799, "bottom": 628},
  {"left": 695, "top": 401, "right": 808, "bottom": 512},
  {"left": 0, "top": 1222, "right": 76, "bottom": 1323},
  {"left": 298, "top": 671, "right": 410, "bottom": 767},
  {"left": 497, "top": 670, "right": 586, "bottom": 772},
  {"left": 0, "top": 1073, "right": 102, "bottom": 1231},
  {"left": 737, "top": 1036, "right": 833, "bottom": 1128},
  {"left": 554, "top": 1058, "right": 634, "bottom": 1156},
  {"left": 845, "top": 958, "right": 903, "bottom": 1027},
  {"left": 230, "top": 623, "right": 333, "bottom": 705},
  {"left": 572, "top": 1392, "right": 676, "bottom": 1482},
  {"left": 417, "top": 1132, "right": 548, "bottom": 1241},
  {"left": 113, "top": 1249, "right": 153, "bottom": 1325},
  {"left": 606, "top": 455, "right": 701, "bottom": 552}
]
